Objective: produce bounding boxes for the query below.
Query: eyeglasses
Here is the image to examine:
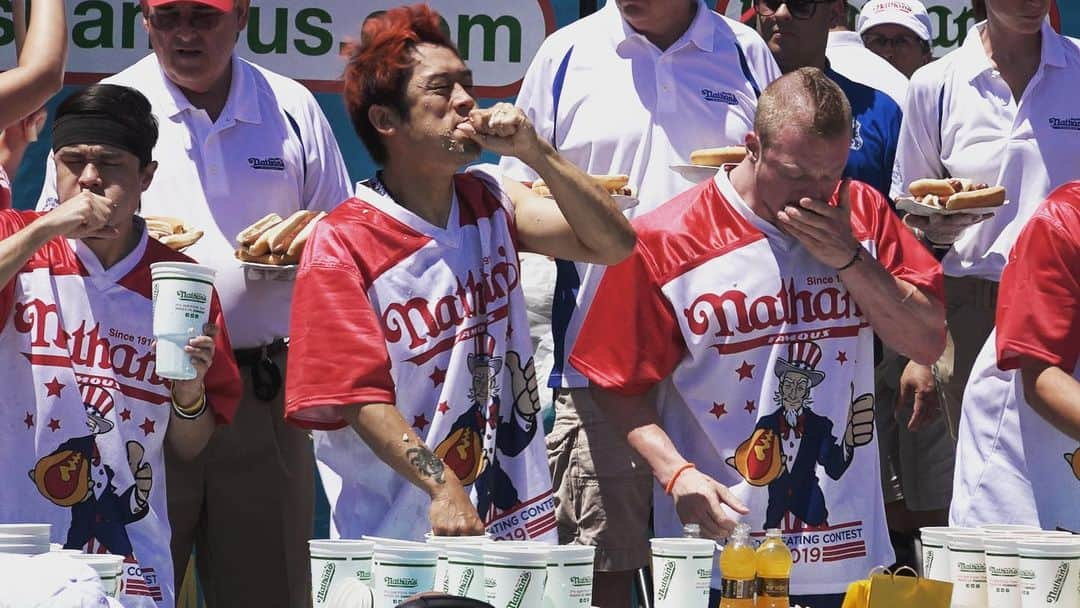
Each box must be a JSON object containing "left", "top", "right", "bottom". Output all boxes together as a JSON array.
[
  {"left": 756, "top": 0, "right": 834, "bottom": 20},
  {"left": 146, "top": 9, "right": 227, "bottom": 31},
  {"left": 862, "top": 33, "right": 925, "bottom": 51}
]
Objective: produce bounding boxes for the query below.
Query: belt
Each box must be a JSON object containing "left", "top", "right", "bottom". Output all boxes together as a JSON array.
[{"left": 233, "top": 339, "right": 287, "bottom": 402}]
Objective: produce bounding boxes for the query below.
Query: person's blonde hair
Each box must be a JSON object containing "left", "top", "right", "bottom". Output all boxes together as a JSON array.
[{"left": 754, "top": 67, "right": 852, "bottom": 148}]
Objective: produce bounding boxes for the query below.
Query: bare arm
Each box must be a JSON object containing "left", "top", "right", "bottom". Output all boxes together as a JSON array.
[
  {"left": 1019, "top": 358, "right": 1080, "bottom": 441},
  {"left": 461, "top": 103, "right": 635, "bottom": 265},
  {"left": 165, "top": 324, "right": 223, "bottom": 460},
  {"left": 591, "top": 386, "right": 747, "bottom": 539},
  {"left": 341, "top": 402, "right": 485, "bottom": 535},
  {"left": 0, "top": 0, "right": 67, "bottom": 129}
]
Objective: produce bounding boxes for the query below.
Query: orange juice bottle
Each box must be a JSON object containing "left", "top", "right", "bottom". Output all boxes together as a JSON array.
[
  {"left": 755, "top": 528, "right": 792, "bottom": 608},
  {"left": 719, "top": 523, "right": 756, "bottom": 608}
]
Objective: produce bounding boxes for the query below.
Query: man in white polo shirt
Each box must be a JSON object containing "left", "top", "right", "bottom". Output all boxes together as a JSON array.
[
  {"left": 37, "top": 1, "right": 351, "bottom": 606},
  {"left": 501, "top": 2, "right": 780, "bottom": 603},
  {"left": 890, "top": 1, "right": 1080, "bottom": 472},
  {"left": 857, "top": 0, "right": 934, "bottom": 79}
]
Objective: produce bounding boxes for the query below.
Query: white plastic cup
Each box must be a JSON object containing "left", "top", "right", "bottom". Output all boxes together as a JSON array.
[
  {"left": 310, "top": 539, "right": 375, "bottom": 608},
  {"left": 373, "top": 544, "right": 438, "bottom": 608},
  {"left": 649, "top": 538, "right": 715, "bottom": 608},
  {"left": 484, "top": 545, "right": 549, "bottom": 608},
  {"left": 325, "top": 578, "right": 376, "bottom": 608},
  {"left": 984, "top": 535, "right": 1022, "bottom": 608},
  {"left": 543, "top": 545, "right": 596, "bottom": 608},
  {"left": 442, "top": 543, "right": 487, "bottom": 600},
  {"left": 70, "top": 554, "right": 124, "bottom": 597},
  {"left": 1017, "top": 539, "right": 1080, "bottom": 608},
  {"left": 0, "top": 524, "right": 50, "bottom": 537},
  {"left": 150, "top": 261, "right": 216, "bottom": 380},
  {"left": 949, "top": 532, "right": 989, "bottom": 608},
  {"left": 922, "top": 527, "right": 976, "bottom": 582},
  {"left": 424, "top": 533, "right": 489, "bottom": 594},
  {"left": 0, "top": 543, "right": 49, "bottom": 555},
  {"left": 980, "top": 525, "right": 1042, "bottom": 534}
]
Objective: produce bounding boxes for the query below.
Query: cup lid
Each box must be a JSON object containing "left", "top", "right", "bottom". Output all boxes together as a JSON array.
[{"left": 1016, "top": 539, "right": 1080, "bottom": 558}]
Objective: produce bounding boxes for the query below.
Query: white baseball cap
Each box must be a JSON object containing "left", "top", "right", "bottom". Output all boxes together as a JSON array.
[{"left": 857, "top": 0, "right": 933, "bottom": 42}]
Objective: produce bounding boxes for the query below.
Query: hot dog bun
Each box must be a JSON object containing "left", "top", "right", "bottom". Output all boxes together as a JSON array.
[
  {"left": 267, "top": 210, "right": 316, "bottom": 254},
  {"left": 532, "top": 174, "right": 634, "bottom": 198},
  {"left": 286, "top": 211, "right": 327, "bottom": 257},
  {"left": 689, "top": 146, "right": 747, "bottom": 167},
  {"left": 236, "top": 213, "right": 283, "bottom": 247},
  {"left": 235, "top": 248, "right": 300, "bottom": 266},
  {"left": 143, "top": 216, "right": 185, "bottom": 236},
  {"left": 944, "top": 186, "right": 1006, "bottom": 210},
  {"left": 158, "top": 230, "right": 204, "bottom": 250},
  {"left": 908, "top": 178, "right": 1005, "bottom": 210}
]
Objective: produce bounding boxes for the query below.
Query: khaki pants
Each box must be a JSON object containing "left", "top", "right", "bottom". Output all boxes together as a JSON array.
[
  {"left": 936, "top": 276, "right": 999, "bottom": 439},
  {"left": 166, "top": 350, "right": 314, "bottom": 608}
]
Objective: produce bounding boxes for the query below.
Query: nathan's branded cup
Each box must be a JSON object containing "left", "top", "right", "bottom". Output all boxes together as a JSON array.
[
  {"left": 921, "top": 527, "right": 976, "bottom": 582},
  {"left": 949, "top": 532, "right": 989, "bottom": 608},
  {"left": 484, "top": 544, "right": 549, "bottom": 608},
  {"left": 424, "top": 532, "right": 490, "bottom": 594},
  {"left": 372, "top": 543, "right": 438, "bottom": 608},
  {"left": 309, "top": 539, "right": 375, "bottom": 608},
  {"left": 442, "top": 542, "right": 487, "bottom": 600},
  {"left": 150, "top": 262, "right": 216, "bottom": 380},
  {"left": 543, "top": 544, "right": 596, "bottom": 608},
  {"left": 1016, "top": 539, "right": 1080, "bottom": 608},
  {"left": 325, "top": 578, "right": 376, "bottom": 608},
  {"left": 984, "top": 535, "right": 1022, "bottom": 608},
  {"left": 71, "top": 553, "right": 125, "bottom": 597},
  {"left": 980, "top": 525, "right": 1042, "bottom": 534},
  {"left": 650, "top": 538, "right": 715, "bottom": 608}
]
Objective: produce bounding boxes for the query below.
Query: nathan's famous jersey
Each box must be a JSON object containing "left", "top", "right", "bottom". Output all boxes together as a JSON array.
[
  {"left": 952, "top": 183, "right": 1080, "bottom": 532},
  {"left": 571, "top": 171, "right": 942, "bottom": 594},
  {"left": 0, "top": 212, "right": 240, "bottom": 607},
  {"left": 286, "top": 166, "right": 555, "bottom": 542}
]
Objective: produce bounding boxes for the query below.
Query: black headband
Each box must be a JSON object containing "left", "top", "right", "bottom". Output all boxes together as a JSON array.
[{"left": 51, "top": 113, "right": 153, "bottom": 166}]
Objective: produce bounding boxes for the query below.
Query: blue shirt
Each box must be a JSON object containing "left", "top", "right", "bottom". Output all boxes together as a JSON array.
[{"left": 827, "top": 66, "right": 903, "bottom": 203}]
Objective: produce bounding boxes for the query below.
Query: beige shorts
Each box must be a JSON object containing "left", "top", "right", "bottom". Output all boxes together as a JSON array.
[{"left": 547, "top": 388, "right": 653, "bottom": 572}]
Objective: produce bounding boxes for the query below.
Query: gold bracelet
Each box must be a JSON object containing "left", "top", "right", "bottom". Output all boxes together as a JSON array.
[{"left": 171, "top": 386, "right": 207, "bottom": 419}]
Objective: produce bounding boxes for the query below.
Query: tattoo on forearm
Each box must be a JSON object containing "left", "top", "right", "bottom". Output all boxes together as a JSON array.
[{"left": 406, "top": 446, "right": 446, "bottom": 485}]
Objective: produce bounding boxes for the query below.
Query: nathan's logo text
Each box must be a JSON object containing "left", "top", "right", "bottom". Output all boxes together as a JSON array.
[
  {"left": 684, "top": 278, "right": 862, "bottom": 338},
  {"left": 1049, "top": 117, "right": 1080, "bottom": 131},
  {"left": 457, "top": 568, "right": 475, "bottom": 596},
  {"left": 1047, "top": 563, "right": 1069, "bottom": 603},
  {"left": 177, "top": 290, "right": 207, "bottom": 304},
  {"left": 315, "top": 563, "right": 335, "bottom": 603},
  {"left": 506, "top": 571, "right": 532, "bottom": 608},
  {"left": 384, "top": 576, "right": 418, "bottom": 588},
  {"left": 248, "top": 157, "right": 286, "bottom": 171},
  {"left": 656, "top": 562, "right": 676, "bottom": 601},
  {"left": 570, "top": 575, "right": 592, "bottom": 587},
  {"left": 702, "top": 89, "right": 738, "bottom": 105}
]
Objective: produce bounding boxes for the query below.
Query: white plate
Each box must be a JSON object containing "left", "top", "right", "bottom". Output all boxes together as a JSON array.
[
  {"left": 240, "top": 261, "right": 297, "bottom": 281},
  {"left": 896, "top": 197, "right": 1006, "bottom": 217},
  {"left": 612, "top": 194, "right": 639, "bottom": 212},
  {"left": 669, "top": 164, "right": 721, "bottom": 183}
]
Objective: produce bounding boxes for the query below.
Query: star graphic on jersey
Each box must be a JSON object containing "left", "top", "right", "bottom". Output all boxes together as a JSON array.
[
  {"left": 139, "top": 417, "right": 156, "bottom": 436},
  {"left": 710, "top": 402, "right": 727, "bottom": 419},
  {"left": 412, "top": 414, "right": 429, "bottom": 433},
  {"left": 47, "top": 418, "right": 61, "bottom": 432},
  {"left": 836, "top": 351, "right": 848, "bottom": 365},
  {"left": 119, "top": 409, "right": 132, "bottom": 422},
  {"left": 429, "top": 366, "right": 446, "bottom": 387},
  {"left": 24, "top": 412, "right": 34, "bottom": 429},
  {"left": 735, "top": 361, "right": 755, "bottom": 381},
  {"left": 437, "top": 401, "right": 450, "bottom": 414},
  {"left": 744, "top": 400, "right": 756, "bottom": 413},
  {"left": 44, "top": 377, "right": 65, "bottom": 398}
]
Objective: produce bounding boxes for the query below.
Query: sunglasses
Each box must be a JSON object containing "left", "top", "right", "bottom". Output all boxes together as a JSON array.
[
  {"left": 862, "top": 33, "right": 925, "bottom": 51},
  {"left": 756, "top": 0, "right": 835, "bottom": 20},
  {"left": 146, "top": 8, "right": 228, "bottom": 31}
]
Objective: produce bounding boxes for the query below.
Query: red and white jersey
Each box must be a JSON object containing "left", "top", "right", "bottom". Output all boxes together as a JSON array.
[
  {"left": 0, "top": 211, "right": 241, "bottom": 608},
  {"left": 286, "top": 166, "right": 556, "bottom": 543},
  {"left": 571, "top": 170, "right": 942, "bottom": 594},
  {"left": 952, "top": 183, "right": 1080, "bottom": 532}
]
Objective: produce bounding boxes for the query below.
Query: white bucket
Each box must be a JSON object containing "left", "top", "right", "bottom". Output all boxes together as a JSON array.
[
  {"left": 484, "top": 544, "right": 549, "bottom": 608},
  {"left": 0, "top": 524, "right": 50, "bottom": 537},
  {"left": 543, "top": 544, "right": 596, "bottom": 608},
  {"left": 1016, "top": 539, "right": 1080, "bottom": 608},
  {"left": 949, "top": 532, "right": 988, "bottom": 608},
  {"left": 310, "top": 539, "right": 375, "bottom": 608},
  {"left": 372, "top": 544, "right": 438, "bottom": 608},
  {"left": 150, "top": 261, "right": 216, "bottom": 380},
  {"left": 921, "top": 526, "right": 976, "bottom": 582},
  {"left": 983, "top": 534, "right": 1021, "bottom": 608},
  {"left": 649, "top": 538, "right": 715, "bottom": 608},
  {"left": 70, "top": 553, "right": 124, "bottom": 598},
  {"left": 443, "top": 542, "right": 487, "bottom": 600},
  {"left": 424, "top": 532, "right": 489, "bottom": 594}
]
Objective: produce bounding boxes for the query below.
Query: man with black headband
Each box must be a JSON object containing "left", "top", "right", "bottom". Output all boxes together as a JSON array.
[
  {"left": 0, "top": 83, "right": 241, "bottom": 608},
  {"left": 36, "top": 1, "right": 351, "bottom": 604}
]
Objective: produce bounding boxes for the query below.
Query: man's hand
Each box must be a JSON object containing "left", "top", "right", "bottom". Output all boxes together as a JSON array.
[
  {"left": 429, "top": 483, "right": 486, "bottom": 536},
  {"left": 776, "top": 179, "right": 861, "bottom": 269},
  {"left": 844, "top": 389, "right": 875, "bottom": 449},
  {"left": 897, "top": 361, "right": 940, "bottom": 431},
  {"left": 506, "top": 351, "right": 540, "bottom": 419},
  {"left": 171, "top": 323, "right": 218, "bottom": 407},
  {"left": 457, "top": 103, "right": 543, "bottom": 162},
  {"left": 41, "top": 190, "right": 118, "bottom": 240},
  {"left": 670, "top": 468, "right": 748, "bottom": 539},
  {"left": 902, "top": 212, "right": 993, "bottom": 246}
]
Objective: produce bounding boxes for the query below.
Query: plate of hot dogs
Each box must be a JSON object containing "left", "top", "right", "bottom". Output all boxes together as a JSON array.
[
  {"left": 669, "top": 146, "right": 747, "bottom": 182},
  {"left": 532, "top": 174, "right": 640, "bottom": 212},
  {"left": 234, "top": 211, "right": 326, "bottom": 278},
  {"left": 896, "top": 178, "right": 1007, "bottom": 216}
]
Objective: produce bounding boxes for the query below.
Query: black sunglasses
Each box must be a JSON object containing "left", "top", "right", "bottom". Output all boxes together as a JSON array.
[
  {"left": 756, "top": 0, "right": 835, "bottom": 20},
  {"left": 146, "top": 8, "right": 228, "bottom": 31}
]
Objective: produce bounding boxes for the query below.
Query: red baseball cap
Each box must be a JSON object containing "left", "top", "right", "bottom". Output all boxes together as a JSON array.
[{"left": 145, "top": 0, "right": 233, "bottom": 11}]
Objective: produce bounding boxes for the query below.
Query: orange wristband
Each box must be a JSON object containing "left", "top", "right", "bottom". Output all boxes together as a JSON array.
[{"left": 664, "top": 463, "right": 696, "bottom": 495}]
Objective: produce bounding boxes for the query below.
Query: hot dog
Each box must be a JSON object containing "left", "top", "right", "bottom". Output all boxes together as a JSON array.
[
  {"left": 689, "top": 146, "right": 747, "bottom": 167},
  {"left": 908, "top": 178, "right": 1006, "bottom": 210},
  {"left": 235, "top": 248, "right": 301, "bottom": 266},
  {"left": 532, "top": 174, "right": 634, "bottom": 198},
  {"left": 285, "top": 211, "right": 327, "bottom": 258},
  {"left": 236, "top": 213, "right": 283, "bottom": 247},
  {"left": 158, "top": 230, "right": 204, "bottom": 250},
  {"left": 267, "top": 210, "right": 316, "bottom": 254}
]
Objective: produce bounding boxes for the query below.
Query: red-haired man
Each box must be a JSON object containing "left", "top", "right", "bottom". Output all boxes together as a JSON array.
[{"left": 285, "top": 5, "right": 635, "bottom": 542}]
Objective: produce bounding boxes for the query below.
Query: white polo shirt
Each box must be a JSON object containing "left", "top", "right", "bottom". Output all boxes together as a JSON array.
[
  {"left": 826, "top": 30, "right": 908, "bottom": 107},
  {"left": 38, "top": 54, "right": 353, "bottom": 348},
  {"left": 890, "top": 21, "right": 1080, "bottom": 281},
  {"left": 500, "top": 0, "right": 781, "bottom": 388}
]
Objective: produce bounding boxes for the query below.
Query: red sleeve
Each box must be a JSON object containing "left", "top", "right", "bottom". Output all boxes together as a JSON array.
[
  {"left": 0, "top": 211, "right": 38, "bottom": 328},
  {"left": 203, "top": 290, "right": 242, "bottom": 423},
  {"left": 284, "top": 219, "right": 395, "bottom": 429},
  {"left": 855, "top": 183, "right": 944, "bottom": 303},
  {"left": 996, "top": 208, "right": 1080, "bottom": 373},
  {"left": 570, "top": 242, "right": 686, "bottom": 396}
]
